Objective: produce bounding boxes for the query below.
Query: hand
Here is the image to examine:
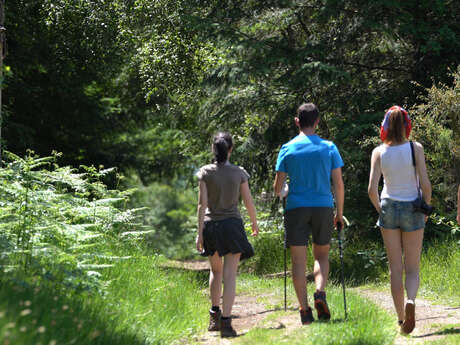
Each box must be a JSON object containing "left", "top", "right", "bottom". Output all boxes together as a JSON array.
[
  {"left": 280, "top": 183, "right": 289, "bottom": 198},
  {"left": 251, "top": 223, "right": 259, "bottom": 237},
  {"left": 196, "top": 234, "right": 203, "bottom": 252},
  {"left": 334, "top": 214, "right": 344, "bottom": 231}
]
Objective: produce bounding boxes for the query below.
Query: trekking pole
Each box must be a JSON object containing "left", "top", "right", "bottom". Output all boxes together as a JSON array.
[
  {"left": 283, "top": 197, "right": 287, "bottom": 312},
  {"left": 337, "top": 222, "right": 347, "bottom": 320}
]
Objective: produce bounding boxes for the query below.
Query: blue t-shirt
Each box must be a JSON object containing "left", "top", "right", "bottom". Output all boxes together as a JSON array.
[{"left": 275, "top": 134, "right": 344, "bottom": 210}]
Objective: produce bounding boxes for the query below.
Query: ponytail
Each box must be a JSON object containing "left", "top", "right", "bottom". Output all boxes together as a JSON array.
[{"left": 213, "top": 132, "right": 233, "bottom": 164}]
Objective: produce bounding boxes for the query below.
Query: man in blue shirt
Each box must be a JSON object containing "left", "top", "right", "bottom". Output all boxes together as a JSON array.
[{"left": 273, "top": 103, "right": 344, "bottom": 325}]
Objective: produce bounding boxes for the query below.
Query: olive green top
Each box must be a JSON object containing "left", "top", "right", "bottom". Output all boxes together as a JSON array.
[{"left": 197, "top": 162, "right": 250, "bottom": 221}]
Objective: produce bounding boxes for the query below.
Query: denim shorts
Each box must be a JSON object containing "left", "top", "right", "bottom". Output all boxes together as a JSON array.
[{"left": 377, "top": 198, "right": 425, "bottom": 232}]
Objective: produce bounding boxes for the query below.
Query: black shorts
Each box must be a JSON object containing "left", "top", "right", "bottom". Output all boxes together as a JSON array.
[
  {"left": 202, "top": 217, "right": 254, "bottom": 260},
  {"left": 284, "top": 207, "right": 333, "bottom": 247}
]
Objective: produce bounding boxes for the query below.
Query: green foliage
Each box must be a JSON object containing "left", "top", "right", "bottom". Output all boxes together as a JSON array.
[
  {"left": 0, "top": 253, "right": 209, "bottom": 345},
  {"left": 127, "top": 178, "right": 197, "bottom": 258},
  {"left": 411, "top": 66, "right": 460, "bottom": 221},
  {"left": 419, "top": 240, "right": 460, "bottom": 305},
  {"left": 0, "top": 151, "right": 145, "bottom": 290},
  {"left": 241, "top": 207, "right": 287, "bottom": 274},
  {"left": 4, "top": 0, "right": 460, "bottom": 266},
  {"left": 5, "top": 0, "right": 125, "bottom": 166}
]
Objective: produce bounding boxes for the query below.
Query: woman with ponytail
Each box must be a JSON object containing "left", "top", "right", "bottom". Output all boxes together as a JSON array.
[
  {"left": 368, "top": 106, "right": 432, "bottom": 334},
  {"left": 196, "top": 132, "right": 259, "bottom": 338}
]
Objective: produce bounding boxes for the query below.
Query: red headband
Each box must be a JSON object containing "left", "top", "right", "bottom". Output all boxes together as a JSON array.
[{"left": 380, "top": 105, "right": 411, "bottom": 142}]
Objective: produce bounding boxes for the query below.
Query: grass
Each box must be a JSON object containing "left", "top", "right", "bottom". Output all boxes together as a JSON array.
[
  {"left": 425, "top": 323, "right": 460, "bottom": 345},
  {"left": 236, "top": 274, "right": 397, "bottom": 345},
  {"left": 1, "top": 239, "right": 457, "bottom": 345},
  {"left": 345, "top": 238, "right": 460, "bottom": 306},
  {"left": 419, "top": 240, "right": 460, "bottom": 305},
  {"left": 0, "top": 252, "right": 208, "bottom": 345}
]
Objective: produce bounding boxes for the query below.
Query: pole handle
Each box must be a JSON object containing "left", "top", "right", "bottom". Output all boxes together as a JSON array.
[{"left": 336, "top": 221, "right": 342, "bottom": 233}]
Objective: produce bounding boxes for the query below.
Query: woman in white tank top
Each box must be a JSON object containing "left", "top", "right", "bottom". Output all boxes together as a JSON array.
[{"left": 368, "top": 106, "right": 432, "bottom": 334}]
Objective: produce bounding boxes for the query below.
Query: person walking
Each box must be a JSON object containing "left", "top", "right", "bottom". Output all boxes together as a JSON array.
[
  {"left": 196, "top": 132, "right": 259, "bottom": 338},
  {"left": 368, "top": 105, "right": 432, "bottom": 334},
  {"left": 273, "top": 103, "right": 344, "bottom": 325}
]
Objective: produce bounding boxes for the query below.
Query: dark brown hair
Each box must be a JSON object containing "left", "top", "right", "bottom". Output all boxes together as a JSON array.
[
  {"left": 384, "top": 108, "right": 405, "bottom": 144},
  {"left": 213, "top": 132, "right": 233, "bottom": 163},
  {"left": 297, "top": 103, "right": 319, "bottom": 128}
]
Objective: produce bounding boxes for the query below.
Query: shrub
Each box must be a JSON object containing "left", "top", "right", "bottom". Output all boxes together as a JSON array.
[
  {"left": 126, "top": 178, "right": 197, "bottom": 258},
  {"left": 0, "top": 151, "right": 144, "bottom": 291}
]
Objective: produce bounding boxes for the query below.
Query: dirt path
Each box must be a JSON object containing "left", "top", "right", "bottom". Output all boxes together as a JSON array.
[
  {"left": 166, "top": 260, "right": 459, "bottom": 344},
  {"left": 165, "top": 260, "right": 301, "bottom": 345},
  {"left": 355, "top": 287, "right": 460, "bottom": 345}
]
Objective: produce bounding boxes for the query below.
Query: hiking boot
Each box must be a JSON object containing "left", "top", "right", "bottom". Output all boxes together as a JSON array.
[
  {"left": 220, "top": 317, "right": 237, "bottom": 338},
  {"left": 314, "top": 290, "right": 331, "bottom": 321},
  {"left": 299, "top": 307, "right": 314, "bottom": 325},
  {"left": 401, "top": 301, "right": 415, "bottom": 334},
  {"left": 208, "top": 309, "right": 221, "bottom": 331}
]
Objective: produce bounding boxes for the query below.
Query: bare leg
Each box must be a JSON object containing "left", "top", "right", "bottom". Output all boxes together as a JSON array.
[
  {"left": 290, "top": 246, "right": 308, "bottom": 310},
  {"left": 402, "top": 229, "right": 424, "bottom": 301},
  {"left": 380, "top": 228, "right": 405, "bottom": 321},
  {"left": 208, "top": 252, "right": 223, "bottom": 307},
  {"left": 312, "top": 243, "right": 330, "bottom": 291},
  {"left": 222, "top": 253, "right": 241, "bottom": 317}
]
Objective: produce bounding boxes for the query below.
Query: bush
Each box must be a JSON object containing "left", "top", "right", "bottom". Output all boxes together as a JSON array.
[
  {"left": 0, "top": 151, "right": 144, "bottom": 291},
  {"left": 411, "top": 66, "right": 460, "bottom": 219},
  {"left": 126, "top": 178, "right": 197, "bottom": 258}
]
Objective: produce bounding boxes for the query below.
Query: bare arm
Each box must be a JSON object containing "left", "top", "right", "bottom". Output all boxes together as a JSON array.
[
  {"left": 273, "top": 171, "right": 287, "bottom": 197},
  {"left": 331, "top": 167, "right": 344, "bottom": 226},
  {"left": 241, "top": 181, "right": 259, "bottom": 236},
  {"left": 414, "top": 142, "right": 432, "bottom": 204},
  {"left": 368, "top": 148, "right": 382, "bottom": 213},
  {"left": 196, "top": 180, "right": 208, "bottom": 252}
]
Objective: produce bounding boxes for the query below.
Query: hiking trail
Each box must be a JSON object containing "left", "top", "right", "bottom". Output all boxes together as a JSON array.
[
  {"left": 165, "top": 260, "right": 460, "bottom": 344},
  {"left": 355, "top": 287, "right": 460, "bottom": 345}
]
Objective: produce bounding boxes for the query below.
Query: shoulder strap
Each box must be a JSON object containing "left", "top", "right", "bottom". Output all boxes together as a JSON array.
[
  {"left": 409, "top": 141, "right": 421, "bottom": 197},
  {"left": 409, "top": 141, "right": 416, "bottom": 167}
]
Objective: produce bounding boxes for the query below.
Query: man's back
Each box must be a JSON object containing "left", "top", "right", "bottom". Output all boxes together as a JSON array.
[{"left": 276, "top": 134, "right": 343, "bottom": 210}]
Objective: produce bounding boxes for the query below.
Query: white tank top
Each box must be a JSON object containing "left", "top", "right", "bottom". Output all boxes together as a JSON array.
[{"left": 377, "top": 142, "right": 419, "bottom": 201}]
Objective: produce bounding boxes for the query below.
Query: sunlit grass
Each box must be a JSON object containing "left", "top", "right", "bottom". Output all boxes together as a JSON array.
[
  {"left": 346, "top": 239, "right": 460, "bottom": 306},
  {"left": 419, "top": 240, "right": 460, "bottom": 305},
  {"left": 0, "top": 253, "right": 208, "bottom": 345},
  {"left": 236, "top": 274, "right": 397, "bottom": 345},
  {"left": 424, "top": 323, "right": 460, "bottom": 345}
]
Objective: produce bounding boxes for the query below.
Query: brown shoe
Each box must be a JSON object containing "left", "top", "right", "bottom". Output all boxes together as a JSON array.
[
  {"left": 299, "top": 307, "right": 314, "bottom": 325},
  {"left": 220, "top": 317, "right": 237, "bottom": 338},
  {"left": 208, "top": 309, "right": 221, "bottom": 331},
  {"left": 314, "top": 291, "right": 331, "bottom": 321},
  {"left": 401, "top": 301, "right": 415, "bottom": 334}
]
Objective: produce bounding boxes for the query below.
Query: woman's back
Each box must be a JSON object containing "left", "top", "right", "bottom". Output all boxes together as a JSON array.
[
  {"left": 198, "top": 163, "right": 249, "bottom": 221},
  {"left": 378, "top": 142, "right": 418, "bottom": 201}
]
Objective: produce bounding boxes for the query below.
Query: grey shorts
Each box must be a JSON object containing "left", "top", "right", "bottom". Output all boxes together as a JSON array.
[
  {"left": 284, "top": 207, "right": 334, "bottom": 247},
  {"left": 377, "top": 198, "right": 425, "bottom": 232}
]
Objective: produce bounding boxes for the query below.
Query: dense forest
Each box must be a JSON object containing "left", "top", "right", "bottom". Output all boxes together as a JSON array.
[
  {"left": 1, "top": 1, "right": 459, "bottom": 344},
  {"left": 4, "top": 0, "right": 459, "bottom": 252}
]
